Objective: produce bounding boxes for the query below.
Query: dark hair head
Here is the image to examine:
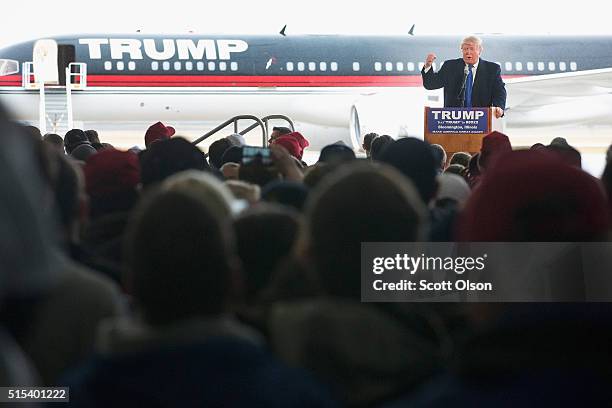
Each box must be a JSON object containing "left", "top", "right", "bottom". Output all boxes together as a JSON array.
[
  {"left": 261, "top": 180, "right": 309, "bottom": 211},
  {"left": 43, "top": 133, "right": 64, "bottom": 150},
  {"left": 22, "top": 125, "right": 42, "bottom": 141},
  {"left": 430, "top": 144, "right": 447, "bottom": 173},
  {"left": 220, "top": 145, "right": 243, "bottom": 167},
  {"left": 370, "top": 135, "right": 394, "bottom": 161},
  {"left": 208, "top": 138, "right": 233, "bottom": 169},
  {"left": 547, "top": 143, "right": 582, "bottom": 168},
  {"left": 126, "top": 189, "right": 236, "bottom": 326},
  {"left": 84, "top": 129, "right": 100, "bottom": 144},
  {"left": 530, "top": 143, "right": 546, "bottom": 150},
  {"left": 318, "top": 143, "right": 356, "bottom": 164},
  {"left": 450, "top": 151, "right": 472, "bottom": 167},
  {"left": 379, "top": 137, "right": 438, "bottom": 204},
  {"left": 36, "top": 142, "right": 81, "bottom": 232},
  {"left": 302, "top": 162, "right": 427, "bottom": 298},
  {"left": 272, "top": 126, "right": 292, "bottom": 136},
  {"left": 70, "top": 143, "right": 98, "bottom": 162},
  {"left": 234, "top": 204, "right": 300, "bottom": 301},
  {"left": 444, "top": 163, "right": 466, "bottom": 176},
  {"left": 303, "top": 163, "right": 338, "bottom": 189},
  {"left": 362, "top": 133, "right": 379, "bottom": 152},
  {"left": 64, "top": 129, "right": 90, "bottom": 154},
  {"left": 140, "top": 137, "right": 210, "bottom": 187}
]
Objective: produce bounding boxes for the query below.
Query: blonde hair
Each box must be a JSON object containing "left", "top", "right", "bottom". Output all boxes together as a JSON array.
[
  {"left": 162, "top": 170, "right": 235, "bottom": 219},
  {"left": 461, "top": 36, "right": 483, "bottom": 51}
]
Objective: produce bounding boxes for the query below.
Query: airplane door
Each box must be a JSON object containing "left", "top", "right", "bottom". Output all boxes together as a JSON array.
[
  {"left": 57, "top": 44, "right": 75, "bottom": 86},
  {"left": 33, "top": 39, "right": 59, "bottom": 84}
]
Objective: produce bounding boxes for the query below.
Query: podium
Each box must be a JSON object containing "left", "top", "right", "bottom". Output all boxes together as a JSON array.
[{"left": 424, "top": 107, "right": 501, "bottom": 157}]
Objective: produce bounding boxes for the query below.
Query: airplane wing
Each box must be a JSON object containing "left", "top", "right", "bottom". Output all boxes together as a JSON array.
[
  {"left": 505, "top": 68, "right": 612, "bottom": 109},
  {"left": 504, "top": 68, "right": 612, "bottom": 127}
]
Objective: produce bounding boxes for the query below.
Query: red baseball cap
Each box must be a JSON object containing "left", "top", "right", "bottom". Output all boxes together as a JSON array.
[
  {"left": 84, "top": 149, "right": 140, "bottom": 197},
  {"left": 145, "top": 122, "right": 176, "bottom": 148}
]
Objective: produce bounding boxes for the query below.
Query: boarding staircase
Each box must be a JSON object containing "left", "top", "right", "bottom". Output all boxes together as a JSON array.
[
  {"left": 192, "top": 114, "right": 295, "bottom": 147},
  {"left": 43, "top": 91, "right": 70, "bottom": 134},
  {"left": 22, "top": 62, "right": 87, "bottom": 134}
]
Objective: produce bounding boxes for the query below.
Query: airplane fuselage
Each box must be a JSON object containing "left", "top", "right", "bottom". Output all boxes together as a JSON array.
[{"left": 1, "top": 34, "right": 611, "bottom": 148}]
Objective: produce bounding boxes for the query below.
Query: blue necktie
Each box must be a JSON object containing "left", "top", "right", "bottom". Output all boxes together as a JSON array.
[{"left": 464, "top": 64, "right": 474, "bottom": 108}]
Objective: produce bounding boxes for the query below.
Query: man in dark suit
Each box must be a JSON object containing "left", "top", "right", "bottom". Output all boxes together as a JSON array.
[{"left": 422, "top": 36, "right": 506, "bottom": 118}]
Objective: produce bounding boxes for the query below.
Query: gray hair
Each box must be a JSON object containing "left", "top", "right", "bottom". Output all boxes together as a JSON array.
[{"left": 461, "top": 36, "right": 483, "bottom": 51}]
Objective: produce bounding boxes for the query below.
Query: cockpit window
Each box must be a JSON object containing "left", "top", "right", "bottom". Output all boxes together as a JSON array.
[{"left": 0, "top": 59, "right": 19, "bottom": 76}]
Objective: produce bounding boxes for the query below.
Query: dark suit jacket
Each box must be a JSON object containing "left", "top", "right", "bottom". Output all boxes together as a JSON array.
[{"left": 421, "top": 58, "right": 506, "bottom": 109}]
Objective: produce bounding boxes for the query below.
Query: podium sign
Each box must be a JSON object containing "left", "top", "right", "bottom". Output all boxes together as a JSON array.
[
  {"left": 427, "top": 108, "right": 489, "bottom": 134},
  {"left": 424, "top": 107, "right": 496, "bottom": 157}
]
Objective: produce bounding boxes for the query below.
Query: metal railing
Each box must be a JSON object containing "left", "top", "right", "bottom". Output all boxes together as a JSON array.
[
  {"left": 22, "top": 62, "right": 36, "bottom": 89},
  {"left": 67, "top": 62, "right": 87, "bottom": 89},
  {"left": 22, "top": 61, "right": 87, "bottom": 89},
  {"left": 65, "top": 66, "right": 73, "bottom": 129},
  {"left": 38, "top": 81, "right": 46, "bottom": 134},
  {"left": 192, "top": 115, "right": 268, "bottom": 146},
  {"left": 23, "top": 61, "right": 87, "bottom": 132},
  {"left": 239, "top": 114, "right": 295, "bottom": 139}
]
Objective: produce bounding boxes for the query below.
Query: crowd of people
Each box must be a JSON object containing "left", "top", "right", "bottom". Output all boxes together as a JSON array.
[{"left": 2, "top": 105, "right": 612, "bottom": 406}]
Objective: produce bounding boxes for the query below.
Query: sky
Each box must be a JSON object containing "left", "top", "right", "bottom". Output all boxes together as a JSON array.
[{"left": 2, "top": 0, "right": 612, "bottom": 48}]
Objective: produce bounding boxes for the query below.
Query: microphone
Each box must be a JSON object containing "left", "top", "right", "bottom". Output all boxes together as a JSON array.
[{"left": 458, "top": 64, "right": 469, "bottom": 107}]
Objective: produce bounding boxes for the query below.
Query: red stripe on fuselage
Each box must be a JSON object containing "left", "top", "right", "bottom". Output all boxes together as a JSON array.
[
  {"left": 86, "top": 75, "right": 424, "bottom": 87},
  {"left": 0, "top": 74, "right": 21, "bottom": 86},
  {"left": 0, "top": 74, "right": 528, "bottom": 88}
]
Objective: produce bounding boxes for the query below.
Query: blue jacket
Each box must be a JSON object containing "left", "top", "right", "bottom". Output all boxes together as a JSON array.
[{"left": 61, "top": 336, "right": 338, "bottom": 407}]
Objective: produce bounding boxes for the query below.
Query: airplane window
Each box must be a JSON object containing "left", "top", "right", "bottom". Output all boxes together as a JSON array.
[
  {"left": 174, "top": 62, "right": 181, "bottom": 71},
  {"left": 308, "top": 62, "right": 316, "bottom": 71},
  {"left": 570, "top": 62, "right": 577, "bottom": 71},
  {"left": 352, "top": 62, "right": 360, "bottom": 71},
  {"left": 219, "top": 62, "right": 227, "bottom": 71},
  {"left": 505, "top": 62, "right": 512, "bottom": 71},
  {"left": 104, "top": 61, "right": 112, "bottom": 71},
  {"left": 515, "top": 62, "right": 523, "bottom": 71},
  {"left": 128, "top": 61, "right": 136, "bottom": 71},
  {"left": 163, "top": 62, "right": 170, "bottom": 71},
  {"left": 374, "top": 62, "right": 382, "bottom": 72},
  {"left": 320, "top": 62, "right": 327, "bottom": 71},
  {"left": 407, "top": 62, "right": 415, "bottom": 71},
  {"left": 559, "top": 62, "right": 567, "bottom": 71},
  {"left": 396, "top": 62, "right": 404, "bottom": 71},
  {"left": 331, "top": 62, "right": 338, "bottom": 71},
  {"left": 197, "top": 61, "right": 204, "bottom": 71},
  {"left": 151, "top": 61, "right": 159, "bottom": 71},
  {"left": 231, "top": 62, "right": 238, "bottom": 71},
  {"left": 548, "top": 62, "right": 555, "bottom": 71},
  {"left": 185, "top": 62, "right": 193, "bottom": 71},
  {"left": 527, "top": 62, "right": 534, "bottom": 71},
  {"left": 385, "top": 62, "right": 393, "bottom": 71},
  {"left": 286, "top": 62, "right": 294, "bottom": 71},
  {"left": 208, "top": 62, "right": 216, "bottom": 71},
  {"left": 0, "top": 59, "right": 19, "bottom": 76},
  {"left": 116, "top": 61, "right": 124, "bottom": 71},
  {"left": 297, "top": 62, "right": 305, "bottom": 71},
  {"left": 537, "top": 62, "right": 545, "bottom": 71}
]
